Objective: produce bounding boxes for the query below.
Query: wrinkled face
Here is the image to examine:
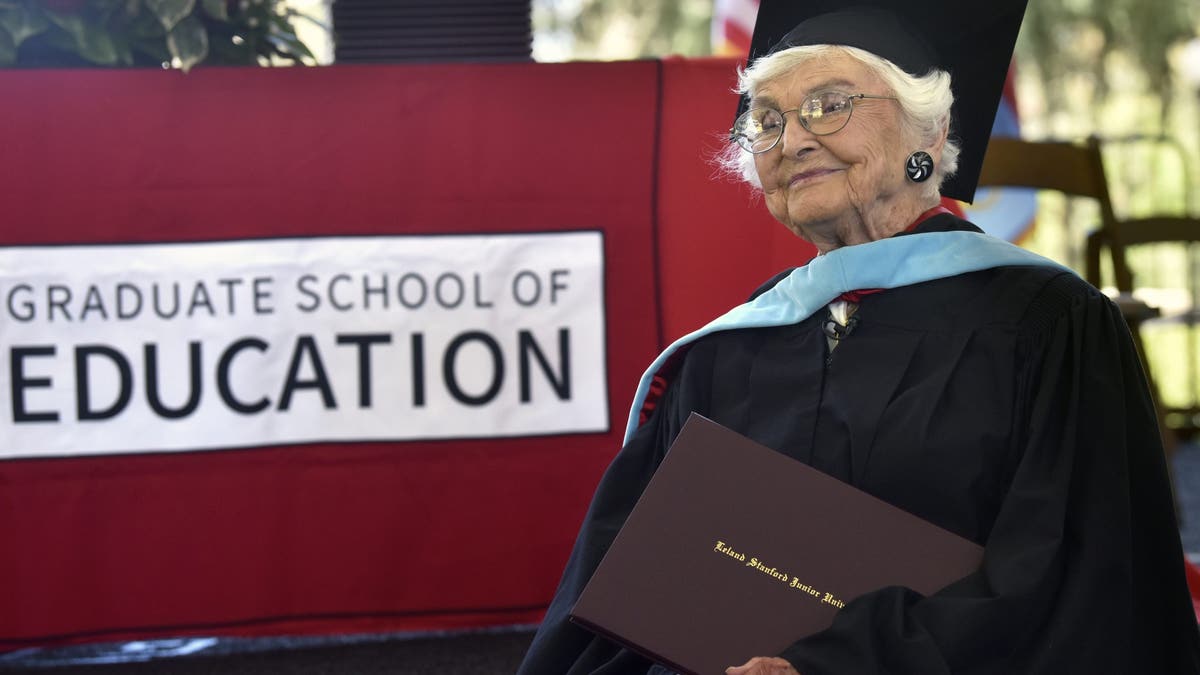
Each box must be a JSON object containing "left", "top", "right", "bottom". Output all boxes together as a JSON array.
[{"left": 750, "top": 53, "right": 917, "bottom": 242}]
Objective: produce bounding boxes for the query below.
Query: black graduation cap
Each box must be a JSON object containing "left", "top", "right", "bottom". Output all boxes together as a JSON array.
[{"left": 739, "top": 1, "right": 1029, "bottom": 202}]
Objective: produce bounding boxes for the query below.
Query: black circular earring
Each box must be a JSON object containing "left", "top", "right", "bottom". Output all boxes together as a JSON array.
[{"left": 905, "top": 151, "right": 934, "bottom": 183}]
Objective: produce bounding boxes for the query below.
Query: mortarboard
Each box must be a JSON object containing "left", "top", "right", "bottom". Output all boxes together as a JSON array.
[{"left": 739, "top": 1, "right": 1029, "bottom": 202}]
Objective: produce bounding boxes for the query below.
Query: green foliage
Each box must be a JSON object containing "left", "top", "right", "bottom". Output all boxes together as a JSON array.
[
  {"left": 0, "top": 0, "right": 316, "bottom": 70},
  {"left": 1018, "top": 0, "right": 1198, "bottom": 115},
  {"left": 534, "top": 0, "right": 1197, "bottom": 115},
  {"left": 535, "top": 0, "right": 711, "bottom": 61}
]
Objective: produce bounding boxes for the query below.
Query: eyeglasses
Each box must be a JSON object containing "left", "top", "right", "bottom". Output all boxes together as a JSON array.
[{"left": 730, "top": 91, "right": 898, "bottom": 154}]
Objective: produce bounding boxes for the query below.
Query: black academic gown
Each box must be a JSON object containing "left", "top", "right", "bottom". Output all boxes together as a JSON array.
[{"left": 517, "top": 215, "right": 1200, "bottom": 675}]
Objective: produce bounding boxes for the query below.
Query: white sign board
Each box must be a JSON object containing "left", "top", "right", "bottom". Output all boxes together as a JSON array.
[{"left": 0, "top": 231, "right": 609, "bottom": 459}]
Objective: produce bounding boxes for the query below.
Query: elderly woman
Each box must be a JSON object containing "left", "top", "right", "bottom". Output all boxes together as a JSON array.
[{"left": 518, "top": 3, "right": 1200, "bottom": 674}]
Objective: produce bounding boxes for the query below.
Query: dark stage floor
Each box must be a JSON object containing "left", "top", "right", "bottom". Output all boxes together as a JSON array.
[
  {"left": 7, "top": 443, "right": 1200, "bottom": 674},
  {"left": 0, "top": 627, "right": 537, "bottom": 674}
]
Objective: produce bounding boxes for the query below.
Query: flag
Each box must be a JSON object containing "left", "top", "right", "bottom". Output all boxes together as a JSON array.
[{"left": 712, "top": 0, "right": 758, "bottom": 56}]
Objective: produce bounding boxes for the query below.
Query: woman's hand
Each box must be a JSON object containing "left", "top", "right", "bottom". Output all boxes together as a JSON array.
[{"left": 725, "top": 656, "right": 801, "bottom": 675}]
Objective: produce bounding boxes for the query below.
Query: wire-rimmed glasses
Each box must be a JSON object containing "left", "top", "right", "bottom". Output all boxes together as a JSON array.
[{"left": 730, "top": 91, "right": 898, "bottom": 154}]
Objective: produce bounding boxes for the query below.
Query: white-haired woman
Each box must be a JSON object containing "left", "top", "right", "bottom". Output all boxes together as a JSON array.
[
  {"left": 719, "top": 43, "right": 959, "bottom": 253},
  {"left": 518, "top": 5, "right": 1200, "bottom": 674}
]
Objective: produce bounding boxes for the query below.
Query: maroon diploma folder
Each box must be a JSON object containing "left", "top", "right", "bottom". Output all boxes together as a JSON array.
[{"left": 569, "top": 413, "right": 984, "bottom": 675}]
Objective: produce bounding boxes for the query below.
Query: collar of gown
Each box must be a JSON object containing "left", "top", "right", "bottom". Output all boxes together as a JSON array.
[{"left": 622, "top": 229, "right": 1073, "bottom": 445}]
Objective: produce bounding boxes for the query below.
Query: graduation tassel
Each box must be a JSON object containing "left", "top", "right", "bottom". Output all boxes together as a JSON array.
[{"left": 823, "top": 299, "right": 860, "bottom": 354}]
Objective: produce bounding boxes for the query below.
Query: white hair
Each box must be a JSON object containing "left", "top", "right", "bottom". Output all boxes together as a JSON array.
[{"left": 715, "top": 44, "right": 960, "bottom": 197}]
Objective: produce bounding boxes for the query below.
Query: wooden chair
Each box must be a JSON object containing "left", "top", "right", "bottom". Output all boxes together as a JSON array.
[
  {"left": 975, "top": 136, "right": 1175, "bottom": 455},
  {"left": 1096, "top": 215, "right": 1200, "bottom": 435},
  {"left": 1087, "top": 136, "right": 1200, "bottom": 441},
  {"left": 976, "top": 136, "right": 1115, "bottom": 224},
  {"left": 975, "top": 136, "right": 1116, "bottom": 281}
]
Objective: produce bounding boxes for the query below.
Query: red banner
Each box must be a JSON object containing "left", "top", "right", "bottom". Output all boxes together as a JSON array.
[{"left": 0, "top": 59, "right": 812, "bottom": 648}]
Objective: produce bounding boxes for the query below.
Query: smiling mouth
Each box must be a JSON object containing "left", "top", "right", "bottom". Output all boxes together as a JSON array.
[{"left": 789, "top": 169, "right": 841, "bottom": 187}]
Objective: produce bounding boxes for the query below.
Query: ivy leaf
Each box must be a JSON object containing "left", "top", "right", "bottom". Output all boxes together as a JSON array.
[
  {"left": 0, "top": 3, "right": 49, "bottom": 47},
  {"left": 200, "top": 0, "right": 227, "bottom": 21},
  {"left": 0, "top": 25, "right": 15, "bottom": 65},
  {"left": 266, "top": 12, "right": 313, "bottom": 60},
  {"left": 266, "top": 32, "right": 312, "bottom": 62},
  {"left": 78, "top": 24, "right": 120, "bottom": 63},
  {"left": 145, "top": 0, "right": 194, "bottom": 31},
  {"left": 285, "top": 7, "right": 329, "bottom": 31},
  {"left": 131, "top": 33, "right": 169, "bottom": 62},
  {"left": 46, "top": 11, "right": 120, "bottom": 64},
  {"left": 166, "top": 14, "right": 206, "bottom": 71},
  {"left": 130, "top": 10, "right": 165, "bottom": 39}
]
